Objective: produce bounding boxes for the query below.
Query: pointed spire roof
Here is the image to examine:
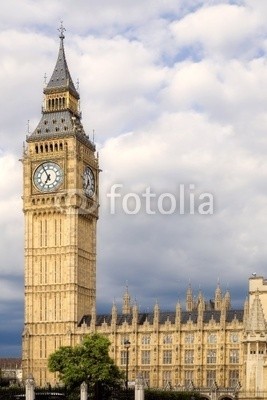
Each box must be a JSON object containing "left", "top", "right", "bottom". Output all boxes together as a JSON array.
[
  {"left": 45, "top": 23, "right": 79, "bottom": 99},
  {"left": 246, "top": 291, "right": 267, "bottom": 332}
]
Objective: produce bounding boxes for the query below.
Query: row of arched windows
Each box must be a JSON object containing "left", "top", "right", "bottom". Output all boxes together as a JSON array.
[
  {"left": 47, "top": 97, "right": 66, "bottom": 111},
  {"left": 32, "top": 197, "right": 65, "bottom": 207},
  {"left": 35, "top": 141, "right": 66, "bottom": 154}
]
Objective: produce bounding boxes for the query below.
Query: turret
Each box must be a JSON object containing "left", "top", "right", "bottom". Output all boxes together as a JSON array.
[
  {"left": 122, "top": 285, "right": 131, "bottom": 314},
  {"left": 186, "top": 283, "right": 193, "bottom": 311},
  {"left": 214, "top": 281, "right": 222, "bottom": 310}
]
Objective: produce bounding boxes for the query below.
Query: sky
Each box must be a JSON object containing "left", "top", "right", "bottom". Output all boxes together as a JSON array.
[{"left": 1, "top": 0, "right": 267, "bottom": 357}]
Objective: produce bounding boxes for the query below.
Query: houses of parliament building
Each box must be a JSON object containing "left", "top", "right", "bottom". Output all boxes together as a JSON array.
[{"left": 21, "top": 27, "right": 267, "bottom": 399}]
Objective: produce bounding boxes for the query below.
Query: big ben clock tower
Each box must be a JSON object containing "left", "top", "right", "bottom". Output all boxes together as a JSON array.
[{"left": 22, "top": 26, "right": 99, "bottom": 385}]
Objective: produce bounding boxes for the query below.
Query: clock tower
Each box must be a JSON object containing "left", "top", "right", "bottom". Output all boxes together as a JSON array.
[{"left": 22, "top": 26, "right": 99, "bottom": 385}]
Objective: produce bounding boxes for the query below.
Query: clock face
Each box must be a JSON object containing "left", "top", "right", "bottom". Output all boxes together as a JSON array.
[
  {"left": 83, "top": 166, "right": 95, "bottom": 197},
  {"left": 33, "top": 161, "right": 63, "bottom": 192}
]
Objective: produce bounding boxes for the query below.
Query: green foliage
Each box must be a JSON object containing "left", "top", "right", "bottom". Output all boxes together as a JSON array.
[{"left": 48, "top": 333, "right": 123, "bottom": 390}]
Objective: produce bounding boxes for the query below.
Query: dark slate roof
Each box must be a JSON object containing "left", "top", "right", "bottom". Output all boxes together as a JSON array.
[
  {"left": 78, "top": 309, "right": 244, "bottom": 327},
  {"left": 45, "top": 35, "right": 79, "bottom": 98},
  {"left": 27, "top": 110, "right": 95, "bottom": 150},
  {"left": 226, "top": 309, "right": 244, "bottom": 323}
]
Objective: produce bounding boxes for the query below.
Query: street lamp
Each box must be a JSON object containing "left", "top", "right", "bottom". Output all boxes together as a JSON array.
[{"left": 124, "top": 340, "right": 131, "bottom": 389}]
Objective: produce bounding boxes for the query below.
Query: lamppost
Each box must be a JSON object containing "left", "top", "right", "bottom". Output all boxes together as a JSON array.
[{"left": 124, "top": 340, "right": 131, "bottom": 389}]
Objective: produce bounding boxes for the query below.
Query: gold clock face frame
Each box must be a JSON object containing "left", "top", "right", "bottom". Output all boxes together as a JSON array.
[
  {"left": 33, "top": 161, "right": 63, "bottom": 192},
  {"left": 83, "top": 166, "right": 95, "bottom": 197}
]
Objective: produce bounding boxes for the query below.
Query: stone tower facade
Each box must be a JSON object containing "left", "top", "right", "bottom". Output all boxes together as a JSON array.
[{"left": 22, "top": 27, "right": 99, "bottom": 385}]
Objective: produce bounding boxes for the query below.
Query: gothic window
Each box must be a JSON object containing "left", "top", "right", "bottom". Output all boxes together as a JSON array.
[
  {"left": 141, "top": 350, "right": 150, "bottom": 364},
  {"left": 163, "top": 350, "right": 172, "bottom": 364},
  {"left": 141, "top": 335, "right": 150, "bottom": 345},
  {"left": 39, "top": 220, "right": 42, "bottom": 247},
  {"left": 185, "top": 350, "right": 194, "bottom": 364},
  {"left": 229, "top": 349, "right": 239, "bottom": 364},
  {"left": 44, "top": 219, "right": 48, "bottom": 246},
  {"left": 207, "top": 333, "right": 217, "bottom": 344},
  {"left": 143, "top": 370, "right": 150, "bottom": 386},
  {"left": 120, "top": 350, "right": 128, "bottom": 365},
  {"left": 229, "top": 370, "right": 239, "bottom": 387},
  {"left": 207, "top": 350, "right": 217, "bottom": 364},
  {"left": 185, "top": 370, "right": 193, "bottom": 387},
  {"left": 207, "top": 370, "right": 216, "bottom": 387},
  {"left": 185, "top": 333, "right": 194, "bottom": 344},
  {"left": 163, "top": 334, "right": 172, "bottom": 344},
  {"left": 163, "top": 370, "right": 171, "bottom": 387}
]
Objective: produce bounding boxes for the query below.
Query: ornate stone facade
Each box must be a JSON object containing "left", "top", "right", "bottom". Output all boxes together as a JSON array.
[{"left": 22, "top": 29, "right": 267, "bottom": 399}]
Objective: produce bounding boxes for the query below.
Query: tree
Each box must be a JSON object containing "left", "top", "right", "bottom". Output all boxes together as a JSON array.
[{"left": 48, "top": 333, "right": 124, "bottom": 391}]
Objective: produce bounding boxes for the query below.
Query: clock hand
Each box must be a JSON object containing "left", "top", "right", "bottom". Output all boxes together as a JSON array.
[
  {"left": 42, "top": 164, "right": 49, "bottom": 178},
  {"left": 45, "top": 174, "right": 51, "bottom": 184}
]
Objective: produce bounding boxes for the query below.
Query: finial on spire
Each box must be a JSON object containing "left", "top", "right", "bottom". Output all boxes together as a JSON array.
[
  {"left": 76, "top": 78, "right": 80, "bottom": 92},
  {"left": 58, "top": 21, "right": 66, "bottom": 40}
]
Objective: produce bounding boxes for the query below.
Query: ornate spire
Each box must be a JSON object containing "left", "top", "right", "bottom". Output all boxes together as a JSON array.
[
  {"left": 28, "top": 25, "right": 95, "bottom": 149},
  {"left": 246, "top": 291, "right": 267, "bottom": 332},
  {"left": 45, "top": 23, "right": 79, "bottom": 99},
  {"left": 122, "top": 284, "right": 131, "bottom": 314},
  {"left": 214, "top": 281, "right": 222, "bottom": 310},
  {"left": 224, "top": 289, "right": 231, "bottom": 310},
  {"left": 186, "top": 283, "right": 193, "bottom": 312},
  {"left": 58, "top": 21, "right": 66, "bottom": 40}
]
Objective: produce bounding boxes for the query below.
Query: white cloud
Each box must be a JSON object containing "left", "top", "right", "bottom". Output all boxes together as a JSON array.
[{"left": 171, "top": 3, "right": 266, "bottom": 59}]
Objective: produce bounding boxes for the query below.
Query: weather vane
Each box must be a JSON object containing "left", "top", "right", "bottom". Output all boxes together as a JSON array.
[{"left": 58, "top": 20, "right": 66, "bottom": 39}]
